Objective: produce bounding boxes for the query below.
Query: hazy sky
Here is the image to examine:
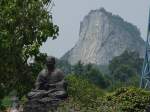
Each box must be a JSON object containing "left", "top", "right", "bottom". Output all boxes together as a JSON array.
[{"left": 40, "top": 0, "right": 150, "bottom": 58}]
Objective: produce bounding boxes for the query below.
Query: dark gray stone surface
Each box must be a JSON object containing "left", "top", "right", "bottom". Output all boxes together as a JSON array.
[{"left": 23, "top": 56, "right": 68, "bottom": 112}]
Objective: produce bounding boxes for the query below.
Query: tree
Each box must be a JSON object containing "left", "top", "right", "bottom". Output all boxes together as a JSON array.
[
  {"left": 109, "top": 50, "right": 143, "bottom": 74},
  {"left": 65, "top": 75, "right": 104, "bottom": 108},
  {"left": 0, "top": 0, "right": 58, "bottom": 104},
  {"left": 109, "top": 50, "right": 142, "bottom": 88},
  {"left": 71, "top": 62, "right": 110, "bottom": 89},
  {"left": 72, "top": 61, "right": 84, "bottom": 75},
  {"left": 84, "top": 64, "right": 109, "bottom": 89}
]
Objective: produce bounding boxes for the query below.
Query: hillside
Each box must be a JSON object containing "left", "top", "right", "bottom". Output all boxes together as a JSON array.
[{"left": 62, "top": 8, "right": 145, "bottom": 65}]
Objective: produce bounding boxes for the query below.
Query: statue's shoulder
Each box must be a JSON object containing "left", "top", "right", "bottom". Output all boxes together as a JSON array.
[
  {"left": 54, "top": 68, "right": 65, "bottom": 77},
  {"left": 55, "top": 68, "right": 64, "bottom": 74},
  {"left": 38, "top": 69, "right": 48, "bottom": 77}
]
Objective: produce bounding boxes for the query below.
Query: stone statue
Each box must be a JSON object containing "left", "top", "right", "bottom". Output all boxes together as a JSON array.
[{"left": 23, "top": 56, "right": 68, "bottom": 112}]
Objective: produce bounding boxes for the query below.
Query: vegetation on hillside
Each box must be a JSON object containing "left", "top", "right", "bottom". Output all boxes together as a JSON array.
[
  {"left": 109, "top": 50, "right": 143, "bottom": 89},
  {"left": 55, "top": 50, "right": 148, "bottom": 112},
  {"left": 57, "top": 75, "right": 150, "bottom": 112}
]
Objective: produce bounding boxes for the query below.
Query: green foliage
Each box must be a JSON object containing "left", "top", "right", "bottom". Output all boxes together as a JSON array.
[
  {"left": 2, "top": 96, "right": 12, "bottom": 108},
  {"left": 56, "top": 51, "right": 146, "bottom": 112},
  {"left": 84, "top": 64, "right": 110, "bottom": 89},
  {"left": 72, "top": 61, "right": 84, "bottom": 75},
  {"left": 113, "top": 65, "right": 134, "bottom": 82},
  {"left": 0, "top": 0, "right": 58, "bottom": 109},
  {"left": 109, "top": 50, "right": 143, "bottom": 89},
  {"left": 57, "top": 74, "right": 104, "bottom": 111},
  {"left": 57, "top": 60, "right": 110, "bottom": 89},
  {"left": 109, "top": 50, "right": 143, "bottom": 74},
  {"left": 58, "top": 51, "right": 146, "bottom": 112},
  {"left": 71, "top": 62, "right": 110, "bottom": 89},
  {"left": 57, "top": 75, "right": 150, "bottom": 112},
  {"left": 66, "top": 75, "right": 104, "bottom": 107},
  {"left": 102, "top": 87, "right": 150, "bottom": 112}
]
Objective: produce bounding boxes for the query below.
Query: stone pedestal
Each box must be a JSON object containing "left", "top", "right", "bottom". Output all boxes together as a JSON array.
[{"left": 23, "top": 97, "right": 60, "bottom": 112}]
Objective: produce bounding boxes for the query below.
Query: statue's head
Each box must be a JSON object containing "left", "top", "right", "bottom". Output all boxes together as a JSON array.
[{"left": 46, "top": 56, "right": 56, "bottom": 70}]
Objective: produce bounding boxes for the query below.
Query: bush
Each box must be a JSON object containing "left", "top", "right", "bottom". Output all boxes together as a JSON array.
[
  {"left": 57, "top": 74, "right": 105, "bottom": 111},
  {"left": 66, "top": 75, "right": 105, "bottom": 105},
  {"left": 101, "top": 87, "right": 150, "bottom": 112},
  {"left": 57, "top": 77, "right": 150, "bottom": 112}
]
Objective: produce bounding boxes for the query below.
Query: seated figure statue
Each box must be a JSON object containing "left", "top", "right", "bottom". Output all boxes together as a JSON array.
[{"left": 24, "top": 56, "right": 68, "bottom": 112}]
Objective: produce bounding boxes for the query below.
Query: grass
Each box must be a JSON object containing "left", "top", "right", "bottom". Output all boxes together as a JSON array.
[{"left": 2, "top": 96, "right": 12, "bottom": 108}]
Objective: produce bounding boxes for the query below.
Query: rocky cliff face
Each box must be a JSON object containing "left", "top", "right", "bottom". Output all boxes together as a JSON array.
[{"left": 62, "top": 8, "right": 145, "bottom": 65}]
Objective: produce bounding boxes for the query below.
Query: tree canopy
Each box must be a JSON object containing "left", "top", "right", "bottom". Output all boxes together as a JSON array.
[
  {"left": 109, "top": 50, "right": 143, "bottom": 88},
  {"left": 0, "top": 0, "right": 58, "bottom": 102}
]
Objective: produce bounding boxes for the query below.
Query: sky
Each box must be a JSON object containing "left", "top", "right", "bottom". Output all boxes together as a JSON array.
[{"left": 40, "top": 0, "right": 150, "bottom": 58}]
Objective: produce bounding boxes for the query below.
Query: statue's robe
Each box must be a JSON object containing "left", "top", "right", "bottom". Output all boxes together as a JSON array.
[
  {"left": 23, "top": 68, "right": 67, "bottom": 112},
  {"left": 27, "top": 68, "right": 67, "bottom": 101}
]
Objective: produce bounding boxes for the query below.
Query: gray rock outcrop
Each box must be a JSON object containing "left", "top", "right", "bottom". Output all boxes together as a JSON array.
[{"left": 62, "top": 8, "right": 145, "bottom": 65}]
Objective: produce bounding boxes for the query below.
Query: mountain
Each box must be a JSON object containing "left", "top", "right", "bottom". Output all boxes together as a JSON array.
[{"left": 61, "top": 8, "right": 145, "bottom": 65}]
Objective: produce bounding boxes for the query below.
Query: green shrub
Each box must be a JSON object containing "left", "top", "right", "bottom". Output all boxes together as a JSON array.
[
  {"left": 57, "top": 74, "right": 105, "bottom": 111},
  {"left": 102, "top": 87, "right": 150, "bottom": 112},
  {"left": 57, "top": 77, "right": 150, "bottom": 112},
  {"left": 66, "top": 74, "right": 105, "bottom": 106}
]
